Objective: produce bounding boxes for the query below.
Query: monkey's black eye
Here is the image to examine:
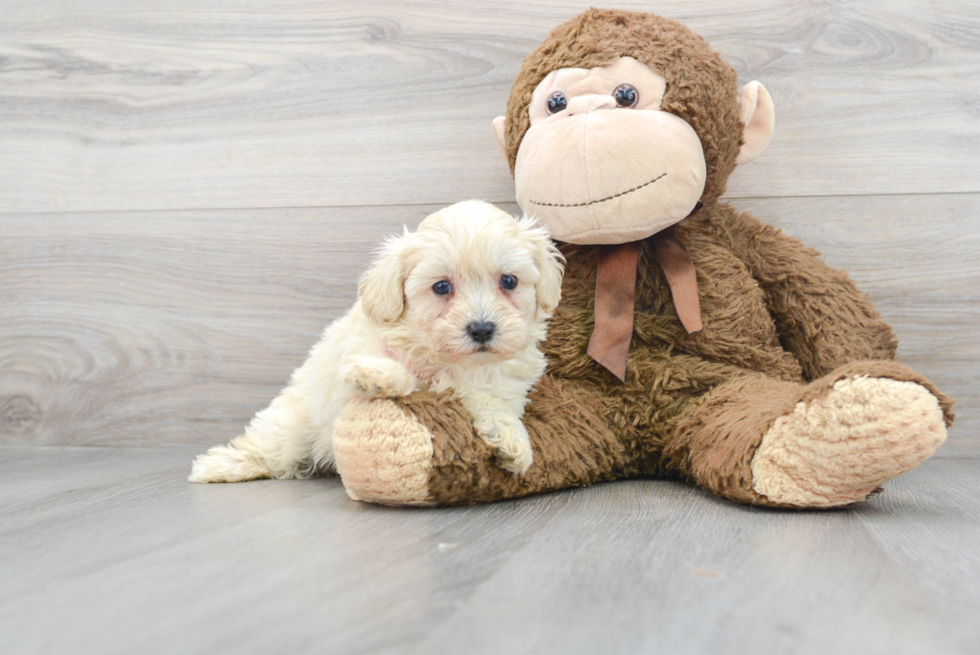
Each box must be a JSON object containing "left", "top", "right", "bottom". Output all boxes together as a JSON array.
[
  {"left": 432, "top": 280, "right": 453, "bottom": 296},
  {"left": 547, "top": 91, "right": 568, "bottom": 114},
  {"left": 500, "top": 274, "right": 518, "bottom": 290},
  {"left": 613, "top": 84, "right": 639, "bottom": 108}
]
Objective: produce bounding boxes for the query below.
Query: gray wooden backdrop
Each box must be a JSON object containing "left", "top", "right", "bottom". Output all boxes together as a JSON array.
[{"left": 1, "top": 0, "right": 977, "bottom": 455}]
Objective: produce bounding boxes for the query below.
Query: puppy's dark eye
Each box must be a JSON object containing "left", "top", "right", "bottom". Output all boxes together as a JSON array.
[
  {"left": 500, "top": 274, "right": 518, "bottom": 290},
  {"left": 432, "top": 280, "right": 453, "bottom": 296},
  {"left": 613, "top": 84, "right": 639, "bottom": 108},
  {"left": 547, "top": 91, "right": 568, "bottom": 114}
]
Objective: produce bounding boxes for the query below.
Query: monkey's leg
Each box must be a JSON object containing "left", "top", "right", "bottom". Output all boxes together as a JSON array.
[
  {"left": 664, "top": 361, "right": 953, "bottom": 508},
  {"left": 331, "top": 375, "right": 634, "bottom": 506}
]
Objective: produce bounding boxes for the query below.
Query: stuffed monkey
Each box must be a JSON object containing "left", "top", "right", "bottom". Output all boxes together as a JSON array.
[{"left": 331, "top": 9, "right": 953, "bottom": 508}]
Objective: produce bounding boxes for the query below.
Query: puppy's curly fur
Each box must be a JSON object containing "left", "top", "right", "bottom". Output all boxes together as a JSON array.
[{"left": 189, "top": 200, "right": 564, "bottom": 482}]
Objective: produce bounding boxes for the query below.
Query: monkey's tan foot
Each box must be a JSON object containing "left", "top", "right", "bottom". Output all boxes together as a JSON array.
[
  {"left": 751, "top": 377, "right": 947, "bottom": 507},
  {"left": 332, "top": 396, "right": 436, "bottom": 506}
]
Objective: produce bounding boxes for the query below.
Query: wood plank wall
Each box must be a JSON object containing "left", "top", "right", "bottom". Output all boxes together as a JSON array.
[{"left": 1, "top": 1, "right": 977, "bottom": 454}]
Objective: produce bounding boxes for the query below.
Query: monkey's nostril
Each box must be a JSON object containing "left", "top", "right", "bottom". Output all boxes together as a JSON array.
[{"left": 466, "top": 321, "right": 496, "bottom": 345}]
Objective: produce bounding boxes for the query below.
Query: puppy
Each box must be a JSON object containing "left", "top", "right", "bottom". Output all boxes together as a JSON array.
[{"left": 189, "top": 200, "right": 564, "bottom": 484}]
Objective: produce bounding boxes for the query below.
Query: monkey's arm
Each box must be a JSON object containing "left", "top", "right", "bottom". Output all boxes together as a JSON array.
[{"left": 708, "top": 207, "right": 897, "bottom": 380}]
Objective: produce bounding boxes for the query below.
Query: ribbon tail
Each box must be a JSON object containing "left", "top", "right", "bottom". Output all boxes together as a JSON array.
[
  {"left": 587, "top": 243, "right": 641, "bottom": 382},
  {"left": 652, "top": 227, "right": 702, "bottom": 334}
]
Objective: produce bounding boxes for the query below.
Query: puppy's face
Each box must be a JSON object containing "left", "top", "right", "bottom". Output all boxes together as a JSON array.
[{"left": 360, "top": 200, "right": 564, "bottom": 365}]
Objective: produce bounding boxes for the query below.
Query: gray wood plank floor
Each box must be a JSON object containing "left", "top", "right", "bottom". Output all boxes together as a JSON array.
[{"left": 1, "top": 447, "right": 978, "bottom": 655}]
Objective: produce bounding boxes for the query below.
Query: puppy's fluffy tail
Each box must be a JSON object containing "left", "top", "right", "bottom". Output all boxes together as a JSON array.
[
  {"left": 189, "top": 436, "right": 276, "bottom": 483},
  {"left": 189, "top": 386, "right": 319, "bottom": 483}
]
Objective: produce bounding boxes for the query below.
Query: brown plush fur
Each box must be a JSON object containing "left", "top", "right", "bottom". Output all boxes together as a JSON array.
[
  {"left": 402, "top": 377, "right": 633, "bottom": 505},
  {"left": 346, "top": 9, "right": 954, "bottom": 507}
]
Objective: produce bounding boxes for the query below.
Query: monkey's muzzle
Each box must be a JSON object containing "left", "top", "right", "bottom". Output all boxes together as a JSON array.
[{"left": 514, "top": 108, "right": 706, "bottom": 245}]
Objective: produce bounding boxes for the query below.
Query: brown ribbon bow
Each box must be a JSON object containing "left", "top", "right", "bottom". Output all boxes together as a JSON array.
[{"left": 586, "top": 223, "right": 702, "bottom": 382}]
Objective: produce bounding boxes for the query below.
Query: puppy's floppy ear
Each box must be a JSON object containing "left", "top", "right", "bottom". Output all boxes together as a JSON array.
[
  {"left": 358, "top": 231, "right": 412, "bottom": 323},
  {"left": 518, "top": 215, "right": 565, "bottom": 314}
]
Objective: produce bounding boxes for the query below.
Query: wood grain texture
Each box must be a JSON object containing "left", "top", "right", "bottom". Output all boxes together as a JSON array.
[
  {"left": 0, "top": 205, "right": 432, "bottom": 448},
  {"left": 1, "top": 447, "right": 977, "bottom": 654},
  {"left": 0, "top": 0, "right": 978, "bottom": 213},
  {"left": 1, "top": 195, "right": 976, "bottom": 454}
]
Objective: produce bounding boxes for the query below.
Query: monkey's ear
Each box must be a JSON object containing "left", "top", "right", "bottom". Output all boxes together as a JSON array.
[
  {"left": 736, "top": 81, "right": 775, "bottom": 165},
  {"left": 492, "top": 116, "right": 507, "bottom": 158}
]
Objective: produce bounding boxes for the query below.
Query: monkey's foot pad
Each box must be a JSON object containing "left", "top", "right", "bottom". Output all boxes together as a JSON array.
[{"left": 752, "top": 377, "right": 947, "bottom": 507}]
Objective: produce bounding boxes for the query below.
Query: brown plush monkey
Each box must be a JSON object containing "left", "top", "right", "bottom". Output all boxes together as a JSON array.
[{"left": 331, "top": 9, "right": 953, "bottom": 508}]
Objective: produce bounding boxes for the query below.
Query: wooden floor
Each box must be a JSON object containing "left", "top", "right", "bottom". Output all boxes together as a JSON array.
[
  {"left": 1, "top": 447, "right": 978, "bottom": 654},
  {"left": 1, "top": 1, "right": 979, "bottom": 652}
]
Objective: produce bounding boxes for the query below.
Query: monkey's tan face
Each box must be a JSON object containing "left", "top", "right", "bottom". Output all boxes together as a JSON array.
[{"left": 509, "top": 57, "right": 707, "bottom": 245}]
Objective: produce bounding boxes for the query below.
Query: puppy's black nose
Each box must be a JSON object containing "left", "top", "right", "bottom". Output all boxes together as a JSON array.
[{"left": 466, "top": 321, "right": 496, "bottom": 345}]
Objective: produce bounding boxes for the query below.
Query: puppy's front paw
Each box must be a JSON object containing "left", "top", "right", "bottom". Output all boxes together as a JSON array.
[
  {"left": 344, "top": 362, "right": 416, "bottom": 398},
  {"left": 476, "top": 417, "right": 533, "bottom": 476},
  {"left": 495, "top": 440, "right": 533, "bottom": 476}
]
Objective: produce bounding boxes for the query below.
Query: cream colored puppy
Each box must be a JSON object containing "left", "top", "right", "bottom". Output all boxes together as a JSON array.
[{"left": 189, "top": 200, "right": 564, "bottom": 483}]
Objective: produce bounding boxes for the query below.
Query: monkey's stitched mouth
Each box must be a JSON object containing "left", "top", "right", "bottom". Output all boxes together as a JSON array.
[{"left": 529, "top": 173, "right": 667, "bottom": 208}]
